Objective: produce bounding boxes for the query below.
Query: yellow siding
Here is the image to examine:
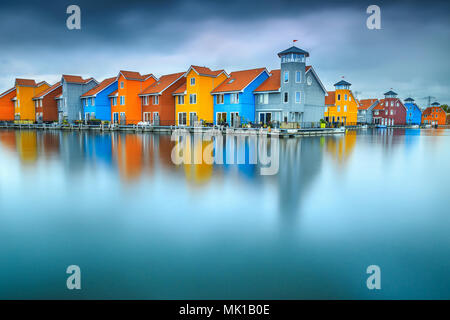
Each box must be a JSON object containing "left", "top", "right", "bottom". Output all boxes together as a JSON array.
[
  {"left": 324, "top": 89, "right": 358, "bottom": 124},
  {"left": 15, "top": 83, "right": 50, "bottom": 122}
]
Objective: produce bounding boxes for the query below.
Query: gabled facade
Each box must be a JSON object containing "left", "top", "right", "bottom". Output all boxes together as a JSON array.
[
  {"left": 254, "top": 46, "right": 327, "bottom": 125},
  {"left": 174, "top": 65, "right": 228, "bottom": 126},
  {"left": 422, "top": 102, "right": 446, "bottom": 125},
  {"left": 0, "top": 87, "right": 16, "bottom": 121},
  {"left": 324, "top": 80, "right": 359, "bottom": 125},
  {"left": 139, "top": 72, "right": 185, "bottom": 126},
  {"left": 80, "top": 77, "right": 117, "bottom": 121},
  {"left": 357, "top": 99, "right": 379, "bottom": 124},
  {"left": 372, "top": 90, "right": 407, "bottom": 126},
  {"left": 111, "top": 71, "right": 157, "bottom": 125},
  {"left": 403, "top": 97, "right": 422, "bottom": 125},
  {"left": 211, "top": 67, "right": 269, "bottom": 125},
  {"left": 14, "top": 79, "right": 50, "bottom": 122},
  {"left": 60, "top": 75, "right": 98, "bottom": 123},
  {"left": 32, "top": 82, "right": 62, "bottom": 123}
]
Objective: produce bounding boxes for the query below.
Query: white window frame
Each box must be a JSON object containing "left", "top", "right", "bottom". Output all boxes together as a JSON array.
[
  {"left": 283, "top": 92, "right": 288, "bottom": 103},
  {"left": 120, "top": 96, "right": 125, "bottom": 105},
  {"left": 190, "top": 78, "right": 196, "bottom": 86},
  {"left": 178, "top": 112, "right": 187, "bottom": 125},
  {"left": 344, "top": 105, "right": 347, "bottom": 112},
  {"left": 120, "top": 81, "right": 124, "bottom": 89},
  {"left": 153, "top": 96, "right": 159, "bottom": 105},
  {"left": 177, "top": 95, "right": 185, "bottom": 105},
  {"left": 189, "top": 94, "right": 197, "bottom": 104},
  {"left": 143, "top": 96, "right": 149, "bottom": 105},
  {"left": 230, "top": 93, "right": 239, "bottom": 104},
  {"left": 295, "top": 71, "right": 301, "bottom": 83},
  {"left": 284, "top": 71, "right": 289, "bottom": 83},
  {"left": 295, "top": 91, "right": 301, "bottom": 104},
  {"left": 217, "top": 94, "right": 224, "bottom": 104}
]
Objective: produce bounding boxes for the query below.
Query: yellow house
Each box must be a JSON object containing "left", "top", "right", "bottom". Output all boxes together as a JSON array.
[
  {"left": 174, "top": 65, "right": 228, "bottom": 126},
  {"left": 324, "top": 80, "right": 358, "bottom": 125},
  {"left": 14, "top": 78, "right": 50, "bottom": 123}
]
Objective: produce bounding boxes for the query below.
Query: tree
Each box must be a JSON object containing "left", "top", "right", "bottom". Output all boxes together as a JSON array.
[{"left": 441, "top": 104, "right": 449, "bottom": 113}]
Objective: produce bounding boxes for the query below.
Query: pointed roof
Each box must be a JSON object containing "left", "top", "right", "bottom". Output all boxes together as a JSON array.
[
  {"left": 254, "top": 69, "right": 281, "bottom": 92},
  {"left": 277, "top": 46, "right": 309, "bottom": 57},
  {"left": 334, "top": 80, "right": 351, "bottom": 86},
  {"left": 431, "top": 102, "right": 440, "bottom": 106},
  {"left": 15, "top": 78, "right": 37, "bottom": 86},
  {"left": 108, "top": 90, "right": 118, "bottom": 97},
  {"left": 358, "top": 99, "right": 378, "bottom": 110},
  {"left": 173, "top": 82, "right": 187, "bottom": 95},
  {"left": 188, "top": 65, "right": 228, "bottom": 77},
  {"left": 81, "top": 77, "right": 116, "bottom": 98},
  {"left": 384, "top": 90, "right": 397, "bottom": 96},
  {"left": 404, "top": 97, "right": 414, "bottom": 102},
  {"left": 140, "top": 72, "right": 185, "bottom": 95},
  {"left": 0, "top": 87, "right": 16, "bottom": 98},
  {"left": 33, "top": 82, "right": 61, "bottom": 99},
  {"left": 62, "top": 75, "right": 96, "bottom": 84},
  {"left": 211, "top": 68, "right": 268, "bottom": 93}
]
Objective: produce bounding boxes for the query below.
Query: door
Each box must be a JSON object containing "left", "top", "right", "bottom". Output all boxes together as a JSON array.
[
  {"left": 189, "top": 112, "right": 197, "bottom": 126},
  {"left": 113, "top": 112, "right": 119, "bottom": 124}
]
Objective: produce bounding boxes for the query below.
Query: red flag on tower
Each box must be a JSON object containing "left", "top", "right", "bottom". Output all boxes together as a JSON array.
[{"left": 293, "top": 40, "right": 298, "bottom": 42}]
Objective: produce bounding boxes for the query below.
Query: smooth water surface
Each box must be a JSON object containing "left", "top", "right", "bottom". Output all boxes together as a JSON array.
[{"left": 0, "top": 128, "right": 449, "bottom": 299}]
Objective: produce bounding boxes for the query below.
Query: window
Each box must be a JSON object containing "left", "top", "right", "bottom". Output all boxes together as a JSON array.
[
  {"left": 120, "top": 96, "right": 125, "bottom": 105},
  {"left": 190, "top": 78, "right": 195, "bottom": 86},
  {"left": 112, "top": 97, "right": 117, "bottom": 106},
  {"left": 390, "top": 110, "right": 394, "bottom": 115},
  {"left": 345, "top": 94, "right": 348, "bottom": 101},
  {"left": 258, "top": 94, "right": 268, "bottom": 104},
  {"left": 337, "top": 106, "right": 341, "bottom": 112},
  {"left": 391, "top": 101, "right": 394, "bottom": 107},
  {"left": 230, "top": 93, "right": 239, "bottom": 104},
  {"left": 153, "top": 96, "right": 159, "bottom": 105},
  {"left": 283, "top": 92, "right": 288, "bottom": 103},
  {"left": 325, "top": 106, "right": 328, "bottom": 113},
  {"left": 35, "top": 101, "right": 39, "bottom": 108},
  {"left": 349, "top": 96, "right": 352, "bottom": 101},
  {"left": 295, "top": 71, "right": 301, "bottom": 83},
  {"left": 396, "top": 102, "right": 399, "bottom": 107},
  {"left": 177, "top": 95, "right": 185, "bottom": 105},
  {"left": 344, "top": 105, "right": 347, "bottom": 112},
  {"left": 84, "top": 99, "right": 88, "bottom": 106},
  {"left": 189, "top": 94, "right": 197, "bottom": 104},
  {"left": 217, "top": 94, "right": 224, "bottom": 104},
  {"left": 143, "top": 112, "right": 151, "bottom": 122},
  {"left": 284, "top": 71, "right": 289, "bottom": 83},
  {"left": 91, "top": 97, "right": 95, "bottom": 106},
  {"left": 143, "top": 96, "right": 149, "bottom": 105},
  {"left": 295, "top": 91, "right": 301, "bottom": 104},
  {"left": 337, "top": 94, "right": 341, "bottom": 101},
  {"left": 120, "top": 81, "right": 124, "bottom": 89},
  {"left": 216, "top": 112, "right": 227, "bottom": 124}
]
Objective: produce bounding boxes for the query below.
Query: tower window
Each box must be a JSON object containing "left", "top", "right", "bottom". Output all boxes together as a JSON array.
[
  {"left": 283, "top": 92, "right": 288, "bottom": 103},
  {"left": 295, "top": 71, "right": 301, "bottom": 83},
  {"left": 295, "top": 91, "right": 301, "bottom": 104},
  {"left": 284, "top": 71, "right": 289, "bottom": 83},
  {"left": 345, "top": 94, "right": 348, "bottom": 101},
  {"left": 337, "top": 94, "right": 341, "bottom": 101}
]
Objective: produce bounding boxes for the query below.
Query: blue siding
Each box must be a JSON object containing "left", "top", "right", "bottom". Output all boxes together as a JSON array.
[
  {"left": 404, "top": 103, "right": 422, "bottom": 125},
  {"left": 83, "top": 81, "right": 117, "bottom": 121},
  {"left": 213, "top": 71, "right": 269, "bottom": 125}
]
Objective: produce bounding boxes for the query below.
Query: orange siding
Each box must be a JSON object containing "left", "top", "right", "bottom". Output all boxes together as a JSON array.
[{"left": 0, "top": 88, "right": 16, "bottom": 121}]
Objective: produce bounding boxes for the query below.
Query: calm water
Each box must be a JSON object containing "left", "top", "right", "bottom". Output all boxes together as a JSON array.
[{"left": 0, "top": 128, "right": 449, "bottom": 299}]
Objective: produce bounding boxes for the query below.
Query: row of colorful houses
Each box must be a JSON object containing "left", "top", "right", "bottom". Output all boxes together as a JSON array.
[{"left": 0, "top": 45, "right": 447, "bottom": 127}]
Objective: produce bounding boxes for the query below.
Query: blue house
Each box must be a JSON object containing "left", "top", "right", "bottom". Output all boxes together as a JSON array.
[
  {"left": 404, "top": 97, "right": 422, "bottom": 125},
  {"left": 211, "top": 68, "right": 269, "bottom": 126},
  {"left": 80, "top": 77, "right": 117, "bottom": 121}
]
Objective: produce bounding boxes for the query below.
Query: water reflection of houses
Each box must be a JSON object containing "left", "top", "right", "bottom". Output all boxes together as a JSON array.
[
  {"left": 113, "top": 133, "right": 143, "bottom": 181},
  {"left": 0, "top": 130, "right": 17, "bottom": 153},
  {"left": 325, "top": 130, "right": 357, "bottom": 165},
  {"left": 83, "top": 132, "right": 113, "bottom": 167},
  {"left": 59, "top": 131, "right": 86, "bottom": 172}
]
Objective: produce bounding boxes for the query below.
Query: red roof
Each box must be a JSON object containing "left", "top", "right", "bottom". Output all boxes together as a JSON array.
[
  {"left": 81, "top": 77, "right": 116, "bottom": 97},
  {"left": 33, "top": 82, "right": 61, "bottom": 99},
  {"left": 358, "top": 99, "right": 378, "bottom": 110},
  {"left": 16, "top": 78, "right": 36, "bottom": 86},
  {"left": 0, "top": 87, "right": 16, "bottom": 98},
  {"left": 254, "top": 69, "right": 281, "bottom": 92},
  {"left": 119, "top": 70, "right": 155, "bottom": 81},
  {"left": 140, "top": 72, "right": 185, "bottom": 95},
  {"left": 173, "top": 82, "right": 186, "bottom": 95},
  {"left": 190, "top": 65, "right": 225, "bottom": 77},
  {"left": 108, "top": 90, "right": 118, "bottom": 97},
  {"left": 63, "top": 75, "right": 95, "bottom": 84},
  {"left": 211, "top": 68, "right": 267, "bottom": 93},
  {"left": 325, "top": 91, "right": 335, "bottom": 105}
]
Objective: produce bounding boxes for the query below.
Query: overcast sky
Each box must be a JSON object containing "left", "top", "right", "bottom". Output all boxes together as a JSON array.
[{"left": 0, "top": 0, "right": 449, "bottom": 106}]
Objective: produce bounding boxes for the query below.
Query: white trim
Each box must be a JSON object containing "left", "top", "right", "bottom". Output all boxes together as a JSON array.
[
  {"left": 306, "top": 67, "right": 327, "bottom": 95},
  {"left": 0, "top": 87, "right": 15, "bottom": 98}
]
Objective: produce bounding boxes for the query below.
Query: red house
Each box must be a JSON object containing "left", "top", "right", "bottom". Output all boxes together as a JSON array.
[
  {"left": 372, "top": 90, "right": 406, "bottom": 126},
  {"left": 139, "top": 72, "right": 185, "bottom": 126},
  {"left": 0, "top": 87, "right": 16, "bottom": 121},
  {"left": 32, "top": 82, "right": 62, "bottom": 123}
]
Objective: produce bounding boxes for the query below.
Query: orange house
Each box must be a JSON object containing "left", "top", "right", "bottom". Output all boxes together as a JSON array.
[
  {"left": 0, "top": 87, "right": 16, "bottom": 121},
  {"left": 111, "top": 71, "right": 157, "bottom": 125},
  {"left": 14, "top": 79, "right": 50, "bottom": 122},
  {"left": 422, "top": 102, "right": 446, "bottom": 126}
]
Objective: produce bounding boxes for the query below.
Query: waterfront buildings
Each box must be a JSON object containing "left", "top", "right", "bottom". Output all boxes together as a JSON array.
[
  {"left": 32, "top": 82, "right": 62, "bottom": 123},
  {"left": 372, "top": 90, "right": 406, "bottom": 126},
  {"left": 14, "top": 79, "right": 50, "bottom": 122},
  {"left": 111, "top": 71, "right": 156, "bottom": 125},
  {"left": 139, "top": 72, "right": 185, "bottom": 126},
  {"left": 211, "top": 67, "right": 269, "bottom": 126},
  {"left": 60, "top": 75, "right": 98, "bottom": 123},
  {"left": 0, "top": 87, "right": 16, "bottom": 121},
  {"left": 80, "top": 77, "right": 117, "bottom": 121},
  {"left": 254, "top": 46, "right": 327, "bottom": 125},
  {"left": 357, "top": 99, "right": 378, "bottom": 124},
  {"left": 403, "top": 98, "right": 422, "bottom": 125},
  {"left": 422, "top": 102, "right": 446, "bottom": 125},
  {"left": 175, "top": 65, "right": 228, "bottom": 126},
  {"left": 324, "top": 80, "right": 359, "bottom": 125}
]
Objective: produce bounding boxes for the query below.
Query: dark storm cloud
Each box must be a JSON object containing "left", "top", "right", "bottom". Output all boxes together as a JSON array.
[{"left": 0, "top": 0, "right": 449, "bottom": 104}]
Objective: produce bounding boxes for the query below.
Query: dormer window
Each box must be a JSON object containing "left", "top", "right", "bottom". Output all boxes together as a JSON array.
[
  {"left": 228, "top": 79, "right": 235, "bottom": 84},
  {"left": 190, "top": 78, "right": 196, "bottom": 86}
]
